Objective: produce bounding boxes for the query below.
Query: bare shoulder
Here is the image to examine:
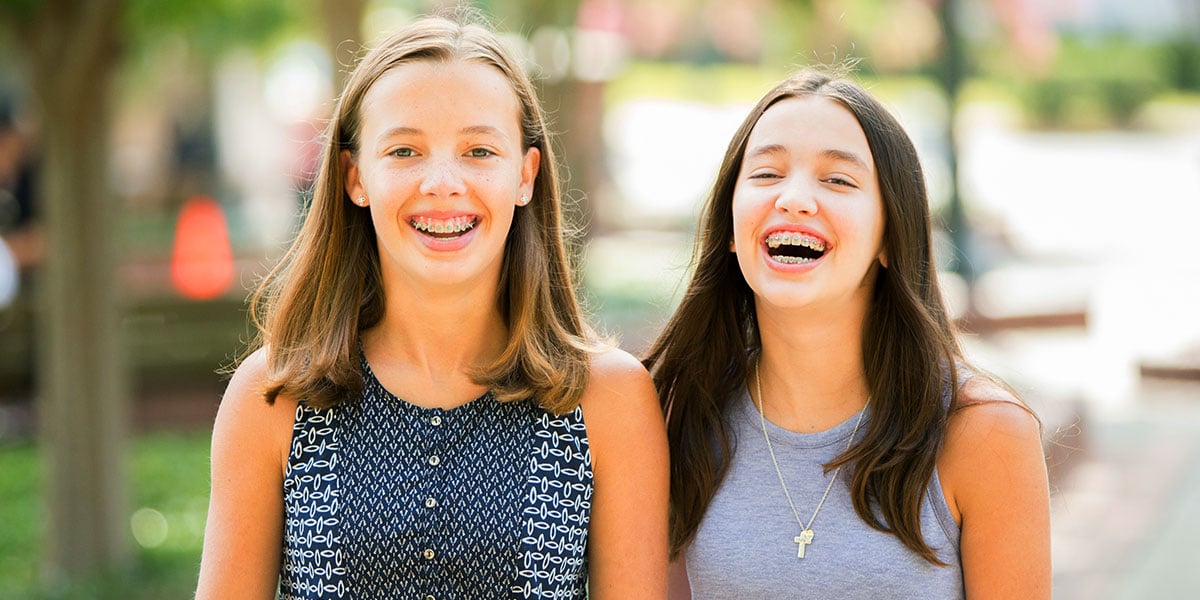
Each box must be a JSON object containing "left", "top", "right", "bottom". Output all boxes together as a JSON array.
[
  {"left": 578, "top": 346, "right": 665, "bottom": 468},
  {"left": 222, "top": 349, "right": 281, "bottom": 415},
  {"left": 589, "top": 345, "right": 653, "bottom": 381},
  {"left": 214, "top": 347, "right": 298, "bottom": 469},
  {"left": 947, "top": 376, "right": 1042, "bottom": 444},
  {"left": 579, "top": 346, "right": 658, "bottom": 418},
  {"left": 943, "top": 379, "right": 1052, "bottom": 596},
  {"left": 222, "top": 347, "right": 296, "bottom": 408},
  {"left": 576, "top": 348, "right": 669, "bottom": 595},
  {"left": 940, "top": 375, "right": 1048, "bottom": 522},
  {"left": 224, "top": 347, "right": 270, "bottom": 400},
  {"left": 198, "top": 347, "right": 297, "bottom": 597}
]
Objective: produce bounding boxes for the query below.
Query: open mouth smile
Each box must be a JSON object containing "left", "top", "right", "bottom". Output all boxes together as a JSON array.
[
  {"left": 764, "top": 231, "right": 828, "bottom": 264},
  {"left": 410, "top": 215, "right": 478, "bottom": 240}
]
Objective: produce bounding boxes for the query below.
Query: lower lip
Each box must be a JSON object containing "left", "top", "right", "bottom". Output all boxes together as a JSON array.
[
  {"left": 762, "top": 245, "right": 825, "bottom": 273},
  {"left": 414, "top": 224, "right": 479, "bottom": 252}
]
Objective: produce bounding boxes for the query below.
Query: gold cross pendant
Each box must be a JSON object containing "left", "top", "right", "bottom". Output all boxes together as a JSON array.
[{"left": 794, "top": 529, "right": 814, "bottom": 559}]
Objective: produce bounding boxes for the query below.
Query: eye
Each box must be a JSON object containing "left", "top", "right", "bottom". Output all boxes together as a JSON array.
[
  {"left": 468, "top": 147, "right": 496, "bottom": 158},
  {"left": 748, "top": 170, "right": 782, "bottom": 180},
  {"left": 825, "top": 176, "right": 857, "bottom": 188},
  {"left": 391, "top": 147, "right": 415, "bottom": 158}
]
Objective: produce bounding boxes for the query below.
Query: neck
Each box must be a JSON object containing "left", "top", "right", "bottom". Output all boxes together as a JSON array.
[
  {"left": 754, "top": 300, "right": 870, "bottom": 433},
  {"left": 361, "top": 273, "right": 508, "bottom": 407}
]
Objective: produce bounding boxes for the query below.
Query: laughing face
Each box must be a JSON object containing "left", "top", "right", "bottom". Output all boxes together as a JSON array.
[
  {"left": 343, "top": 59, "right": 539, "bottom": 294},
  {"left": 731, "top": 95, "right": 886, "bottom": 315}
]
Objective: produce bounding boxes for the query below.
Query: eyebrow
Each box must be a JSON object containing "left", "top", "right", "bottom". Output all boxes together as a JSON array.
[
  {"left": 745, "top": 144, "right": 870, "bottom": 171},
  {"left": 377, "top": 125, "right": 510, "bottom": 143},
  {"left": 745, "top": 144, "right": 786, "bottom": 160},
  {"left": 820, "top": 148, "right": 870, "bottom": 171},
  {"left": 460, "top": 125, "right": 508, "bottom": 139},
  {"left": 376, "top": 126, "right": 421, "bottom": 145}
]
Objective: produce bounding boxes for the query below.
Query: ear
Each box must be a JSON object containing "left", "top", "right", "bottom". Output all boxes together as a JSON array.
[
  {"left": 517, "top": 146, "right": 541, "bottom": 206},
  {"left": 729, "top": 238, "right": 736, "bottom": 253},
  {"left": 878, "top": 249, "right": 888, "bottom": 269},
  {"left": 341, "top": 149, "right": 365, "bottom": 205}
]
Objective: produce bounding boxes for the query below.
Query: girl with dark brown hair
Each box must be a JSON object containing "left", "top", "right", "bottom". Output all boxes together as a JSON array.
[
  {"left": 196, "top": 14, "right": 667, "bottom": 599},
  {"left": 645, "top": 69, "right": 1050, "bottom": 598}
]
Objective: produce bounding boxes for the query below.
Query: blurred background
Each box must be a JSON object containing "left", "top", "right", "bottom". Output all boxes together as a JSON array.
[{"left": 1, "top": 0, "right": 1198, "bottom": 597}]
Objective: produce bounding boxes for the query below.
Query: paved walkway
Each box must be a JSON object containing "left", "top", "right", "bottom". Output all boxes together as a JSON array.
[
  {"left": 965, "top": 320, "right": 1200, "bottom": 599},
  {"left": 1049, "top": 378, "right": 1200, "bottom": 598}
]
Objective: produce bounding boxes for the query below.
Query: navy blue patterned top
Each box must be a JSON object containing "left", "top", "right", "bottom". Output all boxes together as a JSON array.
[{"left": 278, "top": 357, "right": 593, "bottom": 599}]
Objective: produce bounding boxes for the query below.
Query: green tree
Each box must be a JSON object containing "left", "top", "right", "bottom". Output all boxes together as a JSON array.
[
  {"left": 0, "top": 0, "right": 301, "bottom": 587},
  {"left": 2, "top": 0, "right": 130, "bottom": 584}
]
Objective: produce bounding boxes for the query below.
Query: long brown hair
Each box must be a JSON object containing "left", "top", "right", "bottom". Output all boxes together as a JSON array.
[
  {"left": 644, "top": 69, "right": 965, "bottom": 563},
  {"left": 245, "top": 14, "right": 598, "bottom": 414}
]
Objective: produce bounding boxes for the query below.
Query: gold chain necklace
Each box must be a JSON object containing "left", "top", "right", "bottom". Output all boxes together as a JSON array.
[{"left": 754, "top": 360, "right": 868, "bottom": 559}]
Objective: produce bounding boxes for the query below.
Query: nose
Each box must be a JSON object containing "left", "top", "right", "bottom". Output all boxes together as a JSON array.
[
  {"left": 774, "top": 176, "right": 818, "bottom": 216},
  {"left": 418, "top": 157, "right": 467, "bottom": 198}
]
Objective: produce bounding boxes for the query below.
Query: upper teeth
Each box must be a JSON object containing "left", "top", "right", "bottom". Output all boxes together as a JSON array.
[
  {"left": 411, "top": 216, "right": 476, "bottom": 234},
  {"left": 765, "top": 232, "right": 826, "bottom": 251}
]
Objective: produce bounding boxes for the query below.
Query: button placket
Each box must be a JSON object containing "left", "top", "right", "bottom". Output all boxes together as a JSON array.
[
  {"left": 426, "top": 409, "right": 445, "bottom": 469},
  {"left": 419, "top": 408, "right": 447, "bottom": 572}
]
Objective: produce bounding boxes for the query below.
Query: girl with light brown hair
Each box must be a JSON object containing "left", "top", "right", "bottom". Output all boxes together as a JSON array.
[{"left": 196, "top": 14, "right": 667, "bottom": 599}]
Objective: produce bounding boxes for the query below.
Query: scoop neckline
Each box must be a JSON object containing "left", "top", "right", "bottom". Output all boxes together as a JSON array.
[
  {"left": 359, "top": 350, "right": 493, "bottom": 414},
  {"left": 735, "top": 386, "right": 871, "bottom": 450}
]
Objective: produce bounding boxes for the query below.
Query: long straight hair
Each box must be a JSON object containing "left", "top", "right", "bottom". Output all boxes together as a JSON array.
[
  {"left": 644, "top": 69, "right": 964, "bottom": 563},
  {"left": 244, "top": 15, "right": 598, "bottom": 414}
]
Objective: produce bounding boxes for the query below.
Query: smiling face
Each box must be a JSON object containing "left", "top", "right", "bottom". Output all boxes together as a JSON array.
[
  {"left": 343, "top": 59, "right": 539, "bottom": 294},
  {"left": 731, "top": 95, "right": 886, "bottom": 315}
]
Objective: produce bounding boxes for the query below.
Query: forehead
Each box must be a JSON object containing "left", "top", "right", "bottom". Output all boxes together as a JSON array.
[
  {"left": 745, "top": 95, "right": 873, "bottom": 166},
  {"left": 358, "top": 59, "right": 523, "bottom": 136}
]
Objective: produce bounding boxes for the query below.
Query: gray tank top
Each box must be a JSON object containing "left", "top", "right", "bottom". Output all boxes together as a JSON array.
[{"left": 685, "top": 388, "right": 963, "bottom": 599}]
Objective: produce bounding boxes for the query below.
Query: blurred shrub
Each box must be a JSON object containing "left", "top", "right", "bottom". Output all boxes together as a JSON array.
[
  {"left": 0, "top": 432, "right": 210, "bottom": 599},
  {"left": 1021, "top": 77, "right": 1161, "bottom": 128},
  {"left": 976, "top": 34, "right": 1198, "bottom": 129},
  {"left": 1163, "top": 39, "right": 1200, "bottom": 91}
]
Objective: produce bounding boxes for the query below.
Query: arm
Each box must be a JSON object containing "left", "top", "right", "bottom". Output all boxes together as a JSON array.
[
  {"left": 581, "top": 348, "right": 670, "bottom": 599},
  {"left": 195, "top": 349, "right": 296, "bottom": 599},
  {"left": 939, "top": 378, "right": 1051, "bottom": 600}
]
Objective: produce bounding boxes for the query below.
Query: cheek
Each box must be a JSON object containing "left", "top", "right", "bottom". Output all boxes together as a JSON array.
[
  {"left": 730, "top": 194, "right": 755, "bottom": 247},
  {"left": 867, "top": 205, "right": 886, "bottom": 253}
]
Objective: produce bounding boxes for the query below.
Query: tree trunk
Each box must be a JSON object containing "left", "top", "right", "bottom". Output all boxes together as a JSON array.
[
  {"left": 19, "top": 0, "right": 129, "bottom": 582},
  {"left": 937, "top": 0, "right": 973, "bottom": 287},
  {"left": 503, "top": 0, "right": 604, "bottom": 250},
  {"left": 320, "top": 0, "right": 366, "bottom": 93},
  {"left": 540, "top": 77, "right": 607, "bottom": 242}
]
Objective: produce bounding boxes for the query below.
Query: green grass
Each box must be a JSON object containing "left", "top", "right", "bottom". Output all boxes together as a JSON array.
[
  {"left": 0, "top": 431, "right": 211, "bottom": 600},
  {"left": 0, "top": 441, "right": 40, "bottom": 597}
]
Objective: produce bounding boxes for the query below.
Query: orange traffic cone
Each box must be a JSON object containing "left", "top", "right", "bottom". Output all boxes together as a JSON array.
[{"left": 171, "top": 196, "right": 234, "bottom": 300}]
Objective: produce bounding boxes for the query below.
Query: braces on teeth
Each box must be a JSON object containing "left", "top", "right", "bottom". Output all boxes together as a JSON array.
[
  {"left": 774, "top": 255, "right": 815, "bottom": 264},
  {"left": 765, "top": 232, "right": 825, "bottom": 251},
  {"left": 765, "top": 232, "right": 826, "bottom": 264},
  {"left": 411, "top": 216, "right": 477, "bottom": 235}
]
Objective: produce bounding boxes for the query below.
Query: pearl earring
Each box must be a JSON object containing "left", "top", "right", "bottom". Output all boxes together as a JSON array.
[
  {"left": 518, "top": 194, "right": 530, "bottom": 206},
  {"left": 356, "top": 196, "right": 367, "bottom": 206}
]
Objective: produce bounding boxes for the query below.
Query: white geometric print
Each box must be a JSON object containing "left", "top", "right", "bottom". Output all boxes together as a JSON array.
[
  {"left": 278, "top": 358, "right": 593, "bottom": 599},
  {"left": 514, "top": 410, "right": 592, "bottom": 598}
]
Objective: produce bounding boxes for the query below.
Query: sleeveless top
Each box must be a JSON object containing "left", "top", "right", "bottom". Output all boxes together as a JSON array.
[
  {"left": 278, "top": 357, "right": 593, "bottom": 599},
  {"left": 685, "top": 388, "right": 963, "bottom": 599}
]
